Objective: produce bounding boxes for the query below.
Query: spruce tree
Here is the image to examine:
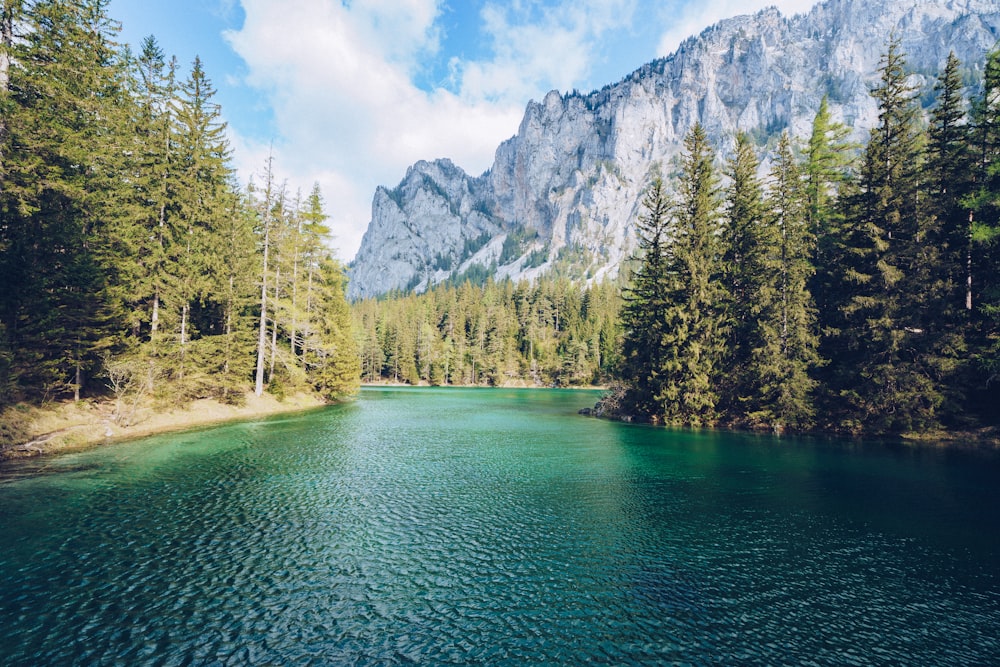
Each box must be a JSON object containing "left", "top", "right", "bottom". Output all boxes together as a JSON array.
[
  {"left": 0, "top": 0, "right": 128, "bottom": 401},
  {"left": 619, "top": 176, "right": 672, "bottom": 417},
  {"left": 751, "top": 133, "right": 820, "bottom": 429},
  {"left": 806, "top": 95, "right": 855, "bottom": 327},
  {"left": 128, "top": 37, "right": 177, "bottom": 360},
  {"left": 656, "top": 124, "right": 726, "bottom": 425},
  {"left": 966, "top": 47, "right": 1000, "bottom": 409},
  {"left": 920, "top": 51, "right": 974, "bottom": 423},
  {"left": 832, "top": 38, "right": 938, "bottom": 433},
  {"left": 720, "top": 132, "right": 767, "bottom": 414},
  {"left": 166, "top": 56, "right": 239, "bottom": 397}
]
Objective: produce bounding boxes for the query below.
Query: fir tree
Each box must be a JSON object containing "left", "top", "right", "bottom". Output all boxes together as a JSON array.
[
  {"left": 966, "top": 47, "right": 1000, "bottom": 405},
  {"left": 920, "top": 51, "right": 974, "bottom": 423},
  {"left": 656, "top": 124, "right": 727, "bottom": 425},
  {"left": 832, "top": 37, "right": 938, "bottom": 433},
  {"left": 164, "top": 56, "right": 240, "bottom": 397},
  {"left": 0, "top": 0, "right": 128, "bottom": 401},
  {"left": 720, "top": 132, "right": 767, "bottom": 413},
  {"left": 806, "top": 95, "right": 855, "bottom": 327},
  {"left": 619, "top": 176, "right": 672, "bottom": 417},
  {"left": 751, "top": 133, "right": 821, "bottom": 429}
]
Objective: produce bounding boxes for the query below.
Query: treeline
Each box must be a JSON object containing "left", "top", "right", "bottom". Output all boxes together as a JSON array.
[
  {"left": 0, "top": 1, "right": 358, "bottom": 415},
  {"left": 352, "top": 277, "right": 622, "bottom": 387},
  {"left": 611, "top": 41, "right": 1000, "bottom": 434}
]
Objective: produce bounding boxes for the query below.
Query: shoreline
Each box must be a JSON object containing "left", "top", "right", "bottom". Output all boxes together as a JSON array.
[
  {"left": 0, "top": 392, "right": 331, "bottom": 462},
  {"left": 360, "top": 380, "right": 608, "bottom": 391}
]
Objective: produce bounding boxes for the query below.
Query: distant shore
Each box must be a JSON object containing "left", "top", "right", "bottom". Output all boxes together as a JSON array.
[
  {"left": 0, "top": 384, "right": 608, "bottom": 463},
  {"left": 360, "top": 380, "right": 608, "bottom": 391},
  {"left": 0, "top": 392, "right": 329, "bottom": 462}
]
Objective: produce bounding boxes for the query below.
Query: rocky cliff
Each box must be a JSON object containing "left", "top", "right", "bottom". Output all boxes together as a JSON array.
[{"left": 347, "top": 0, "right": 1000, "bottom": 300}]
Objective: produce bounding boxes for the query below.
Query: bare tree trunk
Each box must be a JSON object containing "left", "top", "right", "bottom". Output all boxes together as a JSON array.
[
  {"left": 268, "top": 266, "right": 280, "bottom": 383},
  {"left": 254, "top": 154, "right": 276, "bottom": 397},
  {"left": 967, "top": 210, "right": 974, "bottom": 312},
  {"left": 290, "top": 208, "right": 301, "bottom": 362},
  {"left": 179, "top": 302, "right": 189, "bottom": 380}
]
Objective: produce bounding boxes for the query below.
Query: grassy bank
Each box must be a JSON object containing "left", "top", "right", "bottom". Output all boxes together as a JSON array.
[{"left": 0, "top": 392, "right": 328, "bottom": 461}]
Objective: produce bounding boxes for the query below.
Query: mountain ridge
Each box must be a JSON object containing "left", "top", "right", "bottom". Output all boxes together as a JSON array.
[{"left": 347, "top": 0, "right": 1000, "bottom": 300}]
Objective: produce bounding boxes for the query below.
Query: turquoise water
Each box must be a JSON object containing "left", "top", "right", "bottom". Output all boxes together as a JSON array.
[{"left": 1, "top": 387, "right": 999, "bottom": 665}]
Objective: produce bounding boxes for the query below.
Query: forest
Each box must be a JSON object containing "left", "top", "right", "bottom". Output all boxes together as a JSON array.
[
  {"left": 362, "top": 40, "right": 1000, "bottom": 437},
  {"left": 352, "top": 277, "right": 622, "bottom": 388},
  {"left": 609, "top": 41, "right": 1000, "bottom": 435},
  {"left": 0, "top": 0, "right": 359, "bottom": 422}
]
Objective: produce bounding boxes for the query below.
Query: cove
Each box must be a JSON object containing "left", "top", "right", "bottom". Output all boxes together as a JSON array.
[{"left": 1, "top": 386, "right": 998, "bottom": 665}]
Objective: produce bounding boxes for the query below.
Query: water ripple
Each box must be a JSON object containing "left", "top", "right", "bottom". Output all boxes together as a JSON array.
[{"left": 1, "top": 388, "right": 999, "bottom": 665}]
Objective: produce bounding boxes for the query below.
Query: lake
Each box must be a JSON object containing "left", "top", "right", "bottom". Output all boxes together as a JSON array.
[{"left": 1, "top": 387, "right": 999, "bottom": 665}]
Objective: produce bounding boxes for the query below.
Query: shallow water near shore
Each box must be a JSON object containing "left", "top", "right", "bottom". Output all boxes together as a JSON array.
[{"left": 1, "top": 386, "right": 999, "bottom": 665}]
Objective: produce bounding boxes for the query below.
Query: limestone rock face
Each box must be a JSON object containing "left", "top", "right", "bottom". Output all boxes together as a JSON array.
[{"left": 347, "top": 0, "right": 1000, "bottom": 300}]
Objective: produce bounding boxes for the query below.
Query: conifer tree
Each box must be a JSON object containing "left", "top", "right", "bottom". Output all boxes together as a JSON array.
[
  {"left": 720, "top": 132, "right": 767, "bottom": 412},
  {"left": 920, "top": 51, "right": 974, "bottom": 422},
  {"left": 166, "top": 56, "right": 239, "bottom": 396},
  {"left": 966, "top": 47, "right": 1000, "bottom": 402},
  {"left": 806, "top": 95, "right": 855, "bottom": 325},
  {"left": 656, "top": 124, "right": 726, "bottom": 425},
  {"left": 128, "top": 37, "right": 177, "bottom": 359},
  {"left": 252, "top": 154, "right": 279, "bottom": 396},
  {"left": 0, "top": 0, "right": 128, "bottom": 401},
  {"left": 832, "top": 38, "right": 938, "bottom": 432},
  {"left": 304, "top": 256, "right": 360, "bottom": 399},
  {"left": 751, "top": 133, "right": 820, "bottom": 429},
  {"left": 619, "top": 176, "right": 672, "bottom": 417}
]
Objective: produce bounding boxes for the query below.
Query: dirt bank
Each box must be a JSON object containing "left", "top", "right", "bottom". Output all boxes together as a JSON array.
[{"left": 0, "top": 392, "right": 329, "bottom": 461}]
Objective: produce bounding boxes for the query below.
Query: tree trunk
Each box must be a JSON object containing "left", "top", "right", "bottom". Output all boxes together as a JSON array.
[
  {"left": 268, "top": 266, "right": 280, "bottom": 383},
  {"left": 0, "top": 1, "right": 15, "bottom": 177}
]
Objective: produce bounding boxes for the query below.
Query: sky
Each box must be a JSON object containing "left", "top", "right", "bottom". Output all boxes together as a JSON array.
[{"left": 109, "top": 0, "right": 821, "bottom": 261}]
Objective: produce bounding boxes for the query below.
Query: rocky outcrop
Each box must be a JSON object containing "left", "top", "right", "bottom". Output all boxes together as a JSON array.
[{"left": 348, "top": 0, "right": 1000, "bottom": 300}]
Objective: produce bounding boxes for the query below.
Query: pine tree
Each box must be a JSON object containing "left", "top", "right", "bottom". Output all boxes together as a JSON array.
[
  {"left": 127, "top": 37, "right": 177, "bottom": 360},
  {"left": 0, "top": 0, "right": 128, "bottom": 401},
  {"left": 252, "top": 154, "right": 280, "bottom": 396},
  {"left": 720, "top": 132, "right": 767, "bottom": 413},
  {"left": 656, "top": 124, "right": 727, "bottom": 425},
  {"left": 920, "top": 51, "right": 974, "bottom": 423},
  {"left": 751, "top": 133, "right": 820, "bottom": 429},
  {"left": 165, "top": 55, "right": 239, "bottom": 397},
  {"left": 305, "top": 256, "right": 360, "bottom": 399},
  {"left": 806, "top": 95, "right": 856, "bottom": 326},
  {"left": 966, "top": 47, "right": 1000, "bottom": 406},
  {"left": 832, "top": 38, "right": 938, "bottom": 433},
  {"left": 619, "top": 176, "right": 672, "bottom": 417}
]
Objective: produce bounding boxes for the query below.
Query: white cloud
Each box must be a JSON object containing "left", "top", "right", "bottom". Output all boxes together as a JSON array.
[
  {"left": 656, "top": 0, "right": 821, "bottom": 57},
  {"left": 223, "top": 0, "right": 818, "bottom": 261},
  {"left": 226, "top": 0, "right": 531, "bottom": 260},
  {"left": 452, "top": 0, "right": 636, "bottom": 102}
]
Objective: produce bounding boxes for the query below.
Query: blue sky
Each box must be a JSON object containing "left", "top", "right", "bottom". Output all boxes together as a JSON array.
[{"left": 109, "top": 0, "right": 820, "bottom": 259}]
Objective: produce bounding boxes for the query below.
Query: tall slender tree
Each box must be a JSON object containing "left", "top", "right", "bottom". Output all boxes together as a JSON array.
[
  {"left": 165, "top": 55, "right": 238, "bottom": 396},
  {"left": 966, "top": 47, "right": 1000, "bottom": 400},
  {"left": 619, "top": 175, "right": 672, "bottom": 417},
  {"left": 750, "top": 133, "right": 820, "bottom": 429},
  {"left": 720, "top": 132, "right": 767, "bottom": 412},
  {"left": 832, "top": 37, "right": 938, "bottom": 432},
  {"left": 656, "top": 124, "right": 727, "bottom": 425},
  {"left": 806, "top": 95, "right": 856, "bottom": 329}
]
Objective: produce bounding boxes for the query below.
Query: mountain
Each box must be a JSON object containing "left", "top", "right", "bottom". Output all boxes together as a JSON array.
[{"left": 347, "top": 0, "right": 1000, "bottom": 300}]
